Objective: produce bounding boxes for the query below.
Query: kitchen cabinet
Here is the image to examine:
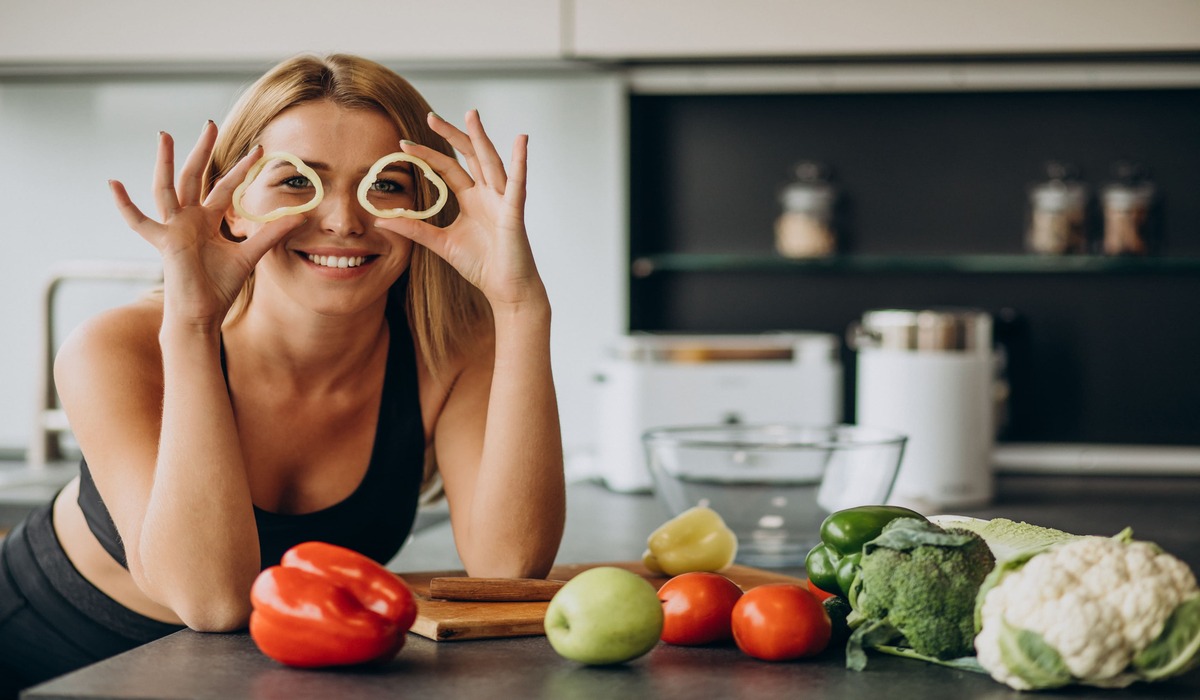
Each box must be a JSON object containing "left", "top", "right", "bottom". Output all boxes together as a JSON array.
[
  {"left": 570, "top": 0, "right": 1200, "bottom": 60},
  {"left": 0, "top": 0, "right": 563, "bottom": 69},
  {"left": 11, "top": 1, "right": 1200, "bottom": 71}
]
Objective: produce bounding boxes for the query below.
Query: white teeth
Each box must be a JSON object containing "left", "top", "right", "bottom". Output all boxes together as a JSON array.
[{"left": 306, "top": 254, "right": 366, "bottom": 269}]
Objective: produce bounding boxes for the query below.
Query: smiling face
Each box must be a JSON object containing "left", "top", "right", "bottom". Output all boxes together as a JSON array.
[{"left": 227, "top": 100, "right": 418, "bottom": 317}]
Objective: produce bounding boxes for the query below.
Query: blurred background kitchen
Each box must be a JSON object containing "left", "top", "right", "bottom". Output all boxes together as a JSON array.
[{"left": 2, "top": 1, "right": 1199, "bottom": 521}]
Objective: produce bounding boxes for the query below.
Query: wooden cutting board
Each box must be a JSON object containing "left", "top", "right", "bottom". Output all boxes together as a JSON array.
[{"left": 397, "top": 561, "right": 806, "bottom": 642}]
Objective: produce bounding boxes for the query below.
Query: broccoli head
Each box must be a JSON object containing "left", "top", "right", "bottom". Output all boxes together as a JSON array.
[{"left": 850, "top": 517, "right": 996, "bottom": 661}]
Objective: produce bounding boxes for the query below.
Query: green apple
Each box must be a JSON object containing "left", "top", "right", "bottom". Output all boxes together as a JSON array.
[{"left": 544, "top": 566, "right": 664, "bottom": 665}]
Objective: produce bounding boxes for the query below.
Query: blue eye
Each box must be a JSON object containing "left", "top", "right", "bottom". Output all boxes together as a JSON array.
[
  {"left": 370, "top": 178, "right": 406, "bottom": 195},
  {"left": 281, "top": 175, "right": 314, "bottom": 189}
]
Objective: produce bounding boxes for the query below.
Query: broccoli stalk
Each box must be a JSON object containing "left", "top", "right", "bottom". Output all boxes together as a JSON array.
[{"left": 845, "top": 517, "right": 996, "bottom": 671}]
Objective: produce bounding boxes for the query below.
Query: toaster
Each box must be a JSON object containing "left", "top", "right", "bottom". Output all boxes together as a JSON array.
[{"left": 593, "top": 333, "right": 843, "bottom": 492}]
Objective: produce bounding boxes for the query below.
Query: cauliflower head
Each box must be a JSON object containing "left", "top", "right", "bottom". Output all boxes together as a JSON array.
[{"left": 975, "top": 535, "right": 1200, "bottom": 690}]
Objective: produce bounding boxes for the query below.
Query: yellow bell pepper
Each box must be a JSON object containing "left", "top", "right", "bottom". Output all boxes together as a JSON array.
[{"left": 642, "top": 506, "right": 738, "bottom": 576}]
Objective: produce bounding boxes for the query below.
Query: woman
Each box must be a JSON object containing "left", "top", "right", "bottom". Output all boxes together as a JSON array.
[{"left": 0, "top": 53, "right": 565, "bottom": 694}]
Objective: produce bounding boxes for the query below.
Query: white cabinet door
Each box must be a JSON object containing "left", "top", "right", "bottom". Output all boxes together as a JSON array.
[
  {"left": 0, "top": 0, "right": 563, "bottom": 67},
  {"left": 569, "top": 0, "right": 1200, "bottom": 59}
]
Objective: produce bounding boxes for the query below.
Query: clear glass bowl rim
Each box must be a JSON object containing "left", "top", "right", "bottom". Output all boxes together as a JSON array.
[{"left": 641, "top": 423, "right": 907, "bottom": 450}]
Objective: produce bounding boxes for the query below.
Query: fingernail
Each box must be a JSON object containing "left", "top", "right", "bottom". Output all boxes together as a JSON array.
[
  {"left": 401, "top": 139, "right": 416, "bottom": 147},
  {"left": 429, "top": 111, "right": 442, "bottom": 122}
]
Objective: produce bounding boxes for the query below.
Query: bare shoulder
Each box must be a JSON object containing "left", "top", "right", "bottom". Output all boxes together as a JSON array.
[
  {"left": 445, "top": 322, "right": 496, "bottom": 394},
  {"left": 54, "top": 296, "right": 165, "bottom": 401},
  {"left": 417, "top": 321, "right": 496, "bottom": 432}
]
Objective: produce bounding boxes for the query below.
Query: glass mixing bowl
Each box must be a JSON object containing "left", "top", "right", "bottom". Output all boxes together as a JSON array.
[{"left": 642, "top": 424, "right": 907, "bottom": 569}]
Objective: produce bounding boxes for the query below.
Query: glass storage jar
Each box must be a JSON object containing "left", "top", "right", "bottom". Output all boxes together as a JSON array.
[
  {"left": 1101, "top": 160, "right": 1156, "bottom": 256},
  {"left": 1025, "top": 161, "right": 1087, "bottom": 255},
  {"left": 775, "top": 161, "right": 837, "bottom": 258}
]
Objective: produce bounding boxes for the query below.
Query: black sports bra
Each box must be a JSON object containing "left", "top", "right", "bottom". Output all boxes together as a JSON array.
[{"left": 76, "top": 296, "right": 426, "bottom": 569}]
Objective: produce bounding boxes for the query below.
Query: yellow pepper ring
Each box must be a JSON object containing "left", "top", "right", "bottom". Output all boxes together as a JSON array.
[
  {"left": 232, "top": 152, "right": 324, "bottom": 223},
  {"left": 357, "top": 152, "right": 448, "bottom": 220}
]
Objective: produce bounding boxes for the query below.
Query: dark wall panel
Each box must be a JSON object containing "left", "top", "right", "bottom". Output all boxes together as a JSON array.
[
  {"left": 629, "top": 88, "right": 1200, "bottom": 445},
  {"left": 631, "top": 89, "right": 1200, "bottom": 256}
]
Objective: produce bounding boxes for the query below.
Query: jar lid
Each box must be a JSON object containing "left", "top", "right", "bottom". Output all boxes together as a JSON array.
[
  {"left": 1031, "top": 186, "right": 1069, "bottom": 211},
  {"left": 1102, "top": 183, "right": 1154, "bottom": 210},
  {"left": 778, "top": 161, "right": 835, "bottom": 213},
  {"left": 851, "top": 308, "right": 992, "bottom": 353},
  {"left": 1031, "top": 180, "right": 1087, "bottom": 211},
  {"left": 780, "top": 185, "right": 834, "bottom": 213}
]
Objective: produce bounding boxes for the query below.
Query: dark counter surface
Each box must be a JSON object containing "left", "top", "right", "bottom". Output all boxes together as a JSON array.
[{"left": 24, "top": 474, "right": 1200, "bottom": 699}]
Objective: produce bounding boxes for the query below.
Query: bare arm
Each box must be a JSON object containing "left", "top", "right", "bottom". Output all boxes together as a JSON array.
[
  {"left": 67, "top": 124, "right": 295, "bottom": 630},
  {"left": 56, "top": 303, "right": 258, "bottom": 630},
  {"left": 434, "top": 299, "right": 565, "bottom": 578},
  {"left": 376, "top": 112, "right": 566, "bottom": 577}
]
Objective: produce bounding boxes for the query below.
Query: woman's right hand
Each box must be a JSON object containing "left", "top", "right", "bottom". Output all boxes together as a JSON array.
[{"left": 109, "top": 122, "right": 293, "bottom": 330}]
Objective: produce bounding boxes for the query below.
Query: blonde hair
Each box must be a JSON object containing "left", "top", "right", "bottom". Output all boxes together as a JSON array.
[{"left": 207, "top": 53, "right": 490, "bottom": 376}]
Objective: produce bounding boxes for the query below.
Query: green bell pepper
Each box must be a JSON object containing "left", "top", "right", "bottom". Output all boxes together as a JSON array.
[{"left": 805, "top": 505, "right": 926, "bottom": 599}]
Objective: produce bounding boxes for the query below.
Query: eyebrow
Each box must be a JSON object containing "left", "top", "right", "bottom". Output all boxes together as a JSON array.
[{"left": 265, "top": 160, "right": 414, "bottom": 177}]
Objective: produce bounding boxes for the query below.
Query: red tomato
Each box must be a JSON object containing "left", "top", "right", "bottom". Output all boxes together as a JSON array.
[
  {"left": 805, "top": 577, "right": 837, "bottom": 603},
  {"left": 731, "top": 583, "right": 832, "bottom": 661},
  {"left": 657, "top": 572, "right": 744, "bottom": 645}
]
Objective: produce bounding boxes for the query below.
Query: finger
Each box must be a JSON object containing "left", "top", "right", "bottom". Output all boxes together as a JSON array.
[
  {"left": 109, "top": 179, "right": 162, "bottom": 244},
  {"left": 237, "top": 215, "right": 301, "bottom": 263},
  {"left": 203, "top": 144, "right": 263, "bottom": 210},
  {"left": 177, "top": 120, "right": 217, "bottom": 205},
  {"left": 399, "top": 140, "right": 474, "bottom": 194},
  {"left": 427, "top": 112, "right": 485, "bottom": 186},
  {"left": 153, "top": 131, "right": 180, "bottom": 220},
  {"left": 505, "top": 134, "right": 528, "bottom": 213},
  {"left": 464, "top": 109, "right": 507, "bottom": 194}
]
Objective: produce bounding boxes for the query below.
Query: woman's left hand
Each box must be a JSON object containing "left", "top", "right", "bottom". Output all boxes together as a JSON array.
[{"left": 373, "top": 110, "right": 545, "bottom": 310}]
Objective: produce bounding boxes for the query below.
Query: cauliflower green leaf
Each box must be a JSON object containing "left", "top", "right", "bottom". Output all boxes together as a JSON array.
[
  {"left": 1132, "top": 595, "right": 1200, "bottom": 681},
  {"left": 995, "top": 618, "right": 1072, "bottom": 690}
]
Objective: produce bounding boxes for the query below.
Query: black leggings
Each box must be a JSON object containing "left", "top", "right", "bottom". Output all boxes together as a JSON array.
[{"left": 0, "top": 503, "right": 182, "bottom": 698}]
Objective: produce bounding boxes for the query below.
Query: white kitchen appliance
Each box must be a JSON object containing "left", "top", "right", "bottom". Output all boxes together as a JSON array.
[
  {"left": 593, "top": 333, "right": 843, "bottom": 492},
  {"left": 851, "top": 308, "right": 996, "bottom": 510}
]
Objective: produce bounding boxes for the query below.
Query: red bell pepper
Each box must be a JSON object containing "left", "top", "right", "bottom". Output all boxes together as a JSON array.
[{"left": 249, "top": 541, "right": 418, "bottom": 668}]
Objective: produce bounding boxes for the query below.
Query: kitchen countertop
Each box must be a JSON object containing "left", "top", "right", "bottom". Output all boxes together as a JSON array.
[{"left": 24, "top": 474, "right": 1200, "bottom": 699}]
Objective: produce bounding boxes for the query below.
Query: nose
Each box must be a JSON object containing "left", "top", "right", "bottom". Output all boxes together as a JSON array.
[{"left": 315, "top": 185, "right": 370, "bottom": 238}]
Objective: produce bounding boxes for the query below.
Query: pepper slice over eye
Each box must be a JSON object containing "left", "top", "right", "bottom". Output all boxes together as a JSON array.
[
  {"left": 232, "top": 151, "right": 324, "bottom": 223},
  {"left": 357, "top": 152, "right": 448, "bottom": 220}
]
